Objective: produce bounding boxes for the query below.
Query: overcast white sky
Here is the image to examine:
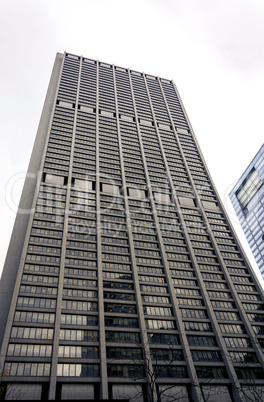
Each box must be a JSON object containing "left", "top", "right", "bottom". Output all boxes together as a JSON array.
[{"left": 0, "top": 0, "right": 264, "bottom": 286}]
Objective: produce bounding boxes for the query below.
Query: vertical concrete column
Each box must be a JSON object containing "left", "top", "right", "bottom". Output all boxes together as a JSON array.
[
  {"left": 113, "top": 66, "right": 154, "bottom": 400},
  {"left": 48, "top": 54, "right": 82, "bottom": 399},
  {"left": 96, "top": 61, "right": 109, "bottom": 400},
  {"left": 133, "top": 72, "right": 203, "bottom": 402}
]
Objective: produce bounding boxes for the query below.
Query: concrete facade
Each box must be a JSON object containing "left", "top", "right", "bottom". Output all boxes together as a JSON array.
[{"left": 0, "top": 52, "right": 264, "bottom": 401}]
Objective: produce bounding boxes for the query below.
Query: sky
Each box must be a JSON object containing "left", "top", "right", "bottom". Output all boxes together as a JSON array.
[{"left": 0, "top": 0, "right": 264, "bottom": 286}]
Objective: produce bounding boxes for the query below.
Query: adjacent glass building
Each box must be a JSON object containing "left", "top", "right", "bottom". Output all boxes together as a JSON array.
[
  {"left": 230, "top": 144, "right": 264, "bottom": 280},
  {"left": 1, "top": 52, "right": 264, "bottom": 401}
]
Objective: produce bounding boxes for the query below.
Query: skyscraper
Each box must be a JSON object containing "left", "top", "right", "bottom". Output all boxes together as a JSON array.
[
  {"left": 229, "top": 144, "right": 264, "bottom": 280},
  {"left": 1, "top": 52, "right": 264, "bottom": 401}
]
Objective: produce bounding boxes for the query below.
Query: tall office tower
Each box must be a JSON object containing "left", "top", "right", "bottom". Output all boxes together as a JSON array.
[
  {"left": 1, "top": 52, "right": 264, "bottom": 402},
  {"left": 230, "top": 144, "right": 264, "bottom": 280}
]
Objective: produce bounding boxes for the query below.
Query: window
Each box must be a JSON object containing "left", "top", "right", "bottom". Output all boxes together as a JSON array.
[
  {"left": 224, "top": 337, "right": 250, "bottom": 348},
  {"left": 63, "top": 278, "right": 96, "bottom": 287},
  {"left": 7, "top": 344, "right": 52, "bottom": 357},
  {"left": 178, "top": 298, "right": 203, "bottom": 307},
  {"left": 252, "top": 326, "right": 264, "bottom": 335},
  {"left": 57, "top": 364, "right": 99, "bottom": 377},
  {"left": 20, "top": 285, "right": 57, "bottom": 295},
  {"left": 175, "top": 288, "right": 200, "bottom": 296},
  {"left": 196, "top": 367, "right": 228, "bottom": 379},
  {"left": 142, "top": 295, "right": 170, "bottom": 304},
  {"left": 153, "top": 366, "right": 187, "bottom": 378},
  {"left": 107, "top": 364, "right": 143, "bottom": 378},
  {"left": 247, "top": 313, "right": 264, "bottom": 322},
  {"left": 229, "top": 351, "right": 258, "bottom": 363},
  {"left": 14, "top": 311, "right": 55, "bottom": 324},
  {"left": 61, "top": 314, "right": 98, "bottom": 326},
  {"left": 104, "top": 291, "right": 135, "bottom": 301},
  {"left": 219, "top": 323, "right": 245, "bottom": 334},
  {"left": 64, "top": 267, "right": 96, "bottom": 277},
  {"left": 151, "top": 349, "right": 183, "bottom": 361},
  {"left": 105, "top": 331, "right": 140, "bottom": 343},
  {"left": 17, "top": 297, "right": 56, "bottom": 309},
  {"left": 236, "top": 168, "right": 263, "bottom": 210},
  {"left": 148, "top": 333, "right": 179, "bottom": 345},
  {"left": 207, "top": 290, "right": 230, "bottom": 299},
  {"left": 62, "top": 289, "right": 97, "bottom": 298},
  {"left": 138, "top": 266, "right": 163, "bottom": 274},
  {"left": 139, "top": 275, "right": 164, "bottom": 283},
  {"left": 184, "top": 322, "right": 212, "bottom": 332},
  {"left": 59, "top": 329, "right": 98, "bottom": 341},
  {"left": 173, "top": 278, "right": 197, "bottom": 287},
  {"left": 211, "top": 300, "right": 234, "bottom": 309},
  {"left": 181, "top": 309, "right": 208, "bottom": 319},
  {"left": 192, "top": 350, "right": 221, "bottom": 362},
  {"left": 62, "top": 300, "right": 97, "bottom": 311},
  {"left": 58, "top": 346, "right": 98, "bottom": 359},
  {"left": 144, "top": 306, "right": 172, "bottom": 316},
  {"left": 104, "top": 281, "right": 133, "bottom": 290},
  {"left": 65, "top": 258, "right": 96, "bottom": 267},
  {"left": 4, "top": 362, "right": 50, "bottom": 377},
  {"left": 187, "top": 336, "right": 216, "bottom": 347},
  {"left": 140, "top": 285, "right": 167, "bottom": 293},
  {"left": 106, "top": 347, "right": 141, "bottom": 360},
  {"left": 22, "top": 273, "right": 59, "bottom": 284},
  {"left": 104, "top": 303, "right": 136, "bottom": 314},
  {"left": 236, "top": 368, "right": 264, "bottom": 380},
  {"left": 146, "top": 319, "right": 175, "bottom": 330},
  {"left": 105, "top": 317, "right": 138, "bottom": 328},
  {"left": 215, "top": 311, "right": 240, "bottom": 321},
  {"left": 103, "top": 272, "right": 132, "bottom": 280},
  {"left": 242, "top": 303, "right": 263, "bottom": 310},
  {"left": 11, "top": 327, "right": 53, "bottom": 340}
]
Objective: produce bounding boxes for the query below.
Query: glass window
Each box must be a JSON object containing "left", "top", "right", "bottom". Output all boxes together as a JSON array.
[
  {"left": 59, "top": 329, "right": 98, "bottom": 342},
  {"left": 104, "top": 303, "right": 136, "bottom": 314},
  {"left": 192, "top": 350, "right": 221, "bottom": 362},
  {"left": 61, "top": 314, "right": 97, "bottom": 326},
  {"left": 229, "top": 351, "right": 258, "bottom": 363},
  {"left": 57, "top": 363, "right": 99, "bottom": 377},
  {"left": 215, "top": 311, "right": 240, "bottom": 321},
  {"left": 106, "top": 347, "right": 141, "bottom": 360},
  {"left": 196, "top": 367, "right": 228, "bottom": 379},
  {"left": 105, "top": 331, "right": 140, "bottom": 343},
  {"left": 181, "top": 309, "right": 208, "bottom": 319},
  {"left": 4, "top": 362, "right": 50, "bottom": 377},
  {"left": 107, "top": 364, "right": 144, "bottom": 378},
  {"left": 105, "top": 317, "right": 138, "bottom": 328},
  {"left": 236, "top": 368, "right": 264, "bottom": 380},
  {"left": 219, "top": 324, "right": 245, "bottom": 334},
  {"left": 146, "top": 319, "right": 175, "bottom": 330},
  {"left": 148, "top": 333, "right": 179, "bottom": 345},
  {"left": 153, "top": 365, "right": 187, "bottom": 378},
  {"left": 59, "top": 346, "right": 98, "bottom": 359},
  {"left": 187, "top": 336, "right": 216, "bottom": 347},
  {"left": 184, "top": 322, "right": 212, "bottom": 332},
  {"left": 224, "top": 337, "right": 250, "bottom": 348},
  {"left": 236, "top": 169, "right": 263, "bottom": 209},
  {"left": 7, "top": 344, "right": 52, "bottom": 357}
]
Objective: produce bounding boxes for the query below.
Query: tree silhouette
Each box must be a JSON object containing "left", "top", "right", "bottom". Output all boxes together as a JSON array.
[{"left": 107, "top": 340, "right": 233, "bottom": 402}]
